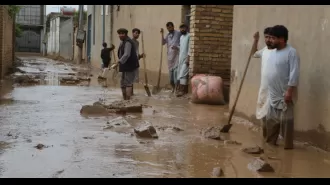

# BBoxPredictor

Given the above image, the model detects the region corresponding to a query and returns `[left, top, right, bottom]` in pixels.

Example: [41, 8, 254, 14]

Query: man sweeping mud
[131, 28, 145, 95]
[251, 27, 275, 139]
[161, 22, 181, 93]
[100, 42, 115, 68]
[264, 25, 300, 149]
[112, 28, 139, 100]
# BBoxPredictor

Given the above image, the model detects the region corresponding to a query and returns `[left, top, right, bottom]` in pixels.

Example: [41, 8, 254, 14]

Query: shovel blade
[144, 85, 151, 97]
[220, 124, 232, 133]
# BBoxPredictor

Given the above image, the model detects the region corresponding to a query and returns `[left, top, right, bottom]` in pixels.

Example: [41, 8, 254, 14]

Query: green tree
[7, 5, 23, 38]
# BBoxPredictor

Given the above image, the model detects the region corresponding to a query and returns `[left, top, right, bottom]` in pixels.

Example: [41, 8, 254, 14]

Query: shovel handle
[227, 45, 255, 125]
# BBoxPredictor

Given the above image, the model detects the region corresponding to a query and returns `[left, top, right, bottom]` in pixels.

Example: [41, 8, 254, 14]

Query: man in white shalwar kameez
[265, 25, 299, 150]
[161, 22, 181, 93]
[251, 27, 274, 139]
[176, 24, 190, 97]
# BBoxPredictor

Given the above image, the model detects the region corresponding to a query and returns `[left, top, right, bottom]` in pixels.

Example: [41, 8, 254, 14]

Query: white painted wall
[47, 17, 60, 55]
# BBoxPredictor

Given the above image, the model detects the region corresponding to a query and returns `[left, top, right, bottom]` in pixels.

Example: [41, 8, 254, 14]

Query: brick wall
[0, 5, 14, 79]
[189, 5, 233, 82]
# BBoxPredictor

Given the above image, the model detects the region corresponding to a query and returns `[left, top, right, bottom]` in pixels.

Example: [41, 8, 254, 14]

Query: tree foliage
[7, 5, 23, 38]
[7, 5, 21, 18]
[15, 23, 23, 38]
[73, 11, 87, 27]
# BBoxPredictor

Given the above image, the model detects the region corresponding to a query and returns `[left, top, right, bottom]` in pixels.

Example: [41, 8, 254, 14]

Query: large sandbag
[191, 75, 225, 105]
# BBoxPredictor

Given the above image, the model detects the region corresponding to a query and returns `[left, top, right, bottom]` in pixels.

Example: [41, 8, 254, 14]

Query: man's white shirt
[253, 46, 273, 119]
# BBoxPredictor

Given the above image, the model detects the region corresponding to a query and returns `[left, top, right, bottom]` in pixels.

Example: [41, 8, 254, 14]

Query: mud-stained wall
[59, 18, 74, 60]
[0, 5, 14, 78]
[230, 5, 330, 150]
[111, 5, 182, 86]
[87, 5, 182, 86]
[87, 5, 111, 67]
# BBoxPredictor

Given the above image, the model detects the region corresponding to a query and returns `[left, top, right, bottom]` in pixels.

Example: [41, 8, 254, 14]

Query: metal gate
[16, 28, 41, 53]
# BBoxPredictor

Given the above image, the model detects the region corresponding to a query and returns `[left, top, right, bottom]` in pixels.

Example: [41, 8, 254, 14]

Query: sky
[46, 5, 87, 15]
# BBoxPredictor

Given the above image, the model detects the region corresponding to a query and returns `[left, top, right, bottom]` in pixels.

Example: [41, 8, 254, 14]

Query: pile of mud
[80, 100, 143, 116]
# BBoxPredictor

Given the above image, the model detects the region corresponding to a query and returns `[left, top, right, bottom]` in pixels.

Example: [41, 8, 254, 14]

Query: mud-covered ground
[0, 55, 330, 178]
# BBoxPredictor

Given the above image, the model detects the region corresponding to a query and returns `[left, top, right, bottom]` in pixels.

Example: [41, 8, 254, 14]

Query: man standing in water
[131, 28, 145, 95]
[251, 27, 275, 140]
[265, 25, 299, 149]
[100, 42, 115, 68]
[161, 22, 181, 93]
[176, 24, 190, 97]
[112, 28, 139, 100]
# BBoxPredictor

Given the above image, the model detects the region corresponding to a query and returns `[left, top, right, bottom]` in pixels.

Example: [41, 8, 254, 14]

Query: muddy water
[0, 56, 330, 178]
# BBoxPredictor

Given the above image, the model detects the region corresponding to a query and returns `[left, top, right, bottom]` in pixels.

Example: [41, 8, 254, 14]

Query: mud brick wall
[0, 5, 14, 79]
[189, 5, 233, 82]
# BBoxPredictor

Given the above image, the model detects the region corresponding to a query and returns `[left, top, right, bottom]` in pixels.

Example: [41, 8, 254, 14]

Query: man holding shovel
[176, 23, 190, 97]
[251, 27, 275, 141]
[264, 25, 299, 150]
[131, 28, 145, 95]
[161, 22, 181, 93]
[112, 28, 139, 100]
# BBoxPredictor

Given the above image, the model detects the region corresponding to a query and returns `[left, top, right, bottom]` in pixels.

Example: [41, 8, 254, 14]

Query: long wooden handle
[227, 45, 255, 125]
[156, 33, 163, 89]
[111, 49, 118, 71]
[141, 32, 149, 85]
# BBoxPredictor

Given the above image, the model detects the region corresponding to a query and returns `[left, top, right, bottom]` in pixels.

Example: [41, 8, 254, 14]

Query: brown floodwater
[0, 55, 330, 178]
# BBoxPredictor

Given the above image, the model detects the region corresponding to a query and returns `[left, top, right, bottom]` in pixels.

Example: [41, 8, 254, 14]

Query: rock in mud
[80, 105, 109, 116]
[201, 127, 223, 140]
[105, 117, 130, 128]
[34, 143, 47, 150]
[13, 75, 39, 84]
[248, 157, 275, 173]
[242, 146, 264, 154]
[107, 100, 143, 113]
[173, 127, 184, 132]
[60, 77, 80, 84]
[212, 167, 224, 177]
[77, 77, 91, 81]
[93, 101, 107, 108]
[224, 140, 242, 145]
[155, 126, 184, 132]
[134, 124, 158, 139]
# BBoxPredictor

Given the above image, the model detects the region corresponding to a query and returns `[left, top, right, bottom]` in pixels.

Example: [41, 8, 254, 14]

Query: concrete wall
[230, 5, 330, 150]
[59, 18, 73, 60]
[0, 5, 14, 78]
[112, 5, 182, 85]
[47, 17, 59, 55]
[189, 5, 233, 82]
[87, 5, 182, 85]
[87, 5, 111, 67]
[47, 16, 72, 57]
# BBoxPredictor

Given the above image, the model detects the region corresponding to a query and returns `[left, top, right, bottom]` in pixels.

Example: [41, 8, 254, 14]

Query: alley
[0, 55, 330, 178]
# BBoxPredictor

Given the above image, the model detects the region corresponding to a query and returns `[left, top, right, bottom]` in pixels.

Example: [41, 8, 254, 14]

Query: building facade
[47, 15, 74, 60]
[15, 5, 46, 53]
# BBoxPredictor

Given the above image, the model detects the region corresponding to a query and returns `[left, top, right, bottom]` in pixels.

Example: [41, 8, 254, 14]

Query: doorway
[182, 5, 191, 32]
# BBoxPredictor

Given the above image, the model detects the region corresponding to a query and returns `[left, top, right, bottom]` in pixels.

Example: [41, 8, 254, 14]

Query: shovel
[220, 39, 256, 133]
[152, 31, 164, 94]
[111, 49, 119, 79]
[141, 32, 151, 97]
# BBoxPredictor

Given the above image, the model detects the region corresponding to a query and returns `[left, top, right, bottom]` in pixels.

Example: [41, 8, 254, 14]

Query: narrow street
[0, 55, 330, 178]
